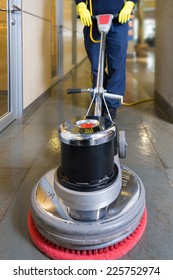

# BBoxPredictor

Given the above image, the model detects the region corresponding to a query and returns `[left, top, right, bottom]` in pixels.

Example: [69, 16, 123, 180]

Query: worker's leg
[105, 22, 128, 109]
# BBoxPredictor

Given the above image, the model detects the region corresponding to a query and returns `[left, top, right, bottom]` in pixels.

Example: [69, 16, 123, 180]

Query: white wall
[22, 0, 51, 20]
[22, 0, 51, 109]
[63, 0, 86, 72]
[63, 0, 73, 75]
[22, 0, 87, 110]
[76, 19, 86, 64]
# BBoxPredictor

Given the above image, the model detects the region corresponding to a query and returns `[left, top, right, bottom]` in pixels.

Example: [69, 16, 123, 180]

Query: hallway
[0, 51, 173, 260]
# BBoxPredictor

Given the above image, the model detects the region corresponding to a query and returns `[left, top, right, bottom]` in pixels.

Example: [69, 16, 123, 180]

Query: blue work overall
[84, 20, 128, 109]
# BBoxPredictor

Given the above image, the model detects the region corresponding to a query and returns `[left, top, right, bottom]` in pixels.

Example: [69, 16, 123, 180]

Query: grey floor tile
[0, 168, 29, 221]
[0, 146, 60, 259]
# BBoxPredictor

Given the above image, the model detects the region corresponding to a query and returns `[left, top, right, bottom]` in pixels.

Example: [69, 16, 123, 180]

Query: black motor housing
[59, 116, 117, 187]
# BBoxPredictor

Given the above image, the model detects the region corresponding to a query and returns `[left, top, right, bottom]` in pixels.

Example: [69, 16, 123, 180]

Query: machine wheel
[118, 130, 127, 158]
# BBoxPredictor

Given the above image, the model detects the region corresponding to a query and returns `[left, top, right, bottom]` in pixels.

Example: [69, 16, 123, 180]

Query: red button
[80, 123, 94, 128]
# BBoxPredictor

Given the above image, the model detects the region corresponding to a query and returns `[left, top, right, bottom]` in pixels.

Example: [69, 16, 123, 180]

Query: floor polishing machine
[28, 14, 147, 260]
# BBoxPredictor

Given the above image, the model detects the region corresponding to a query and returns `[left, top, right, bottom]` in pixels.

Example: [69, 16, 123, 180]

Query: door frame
[0, 0, 22, 132]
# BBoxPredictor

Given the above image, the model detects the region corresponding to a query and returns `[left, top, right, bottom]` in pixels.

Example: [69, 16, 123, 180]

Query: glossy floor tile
[0, 50, 173, 260]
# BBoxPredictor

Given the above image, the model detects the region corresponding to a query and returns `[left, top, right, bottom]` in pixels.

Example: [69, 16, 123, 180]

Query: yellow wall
[0, 0, 8, 91]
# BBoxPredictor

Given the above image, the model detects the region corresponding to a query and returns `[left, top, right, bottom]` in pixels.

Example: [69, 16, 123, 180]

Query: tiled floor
[0, 50, 173, 260]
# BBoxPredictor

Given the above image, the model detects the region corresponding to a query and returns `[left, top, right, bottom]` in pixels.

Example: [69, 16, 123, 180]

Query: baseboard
[155, 90, 173, 122]
[23, 88, 51, 119]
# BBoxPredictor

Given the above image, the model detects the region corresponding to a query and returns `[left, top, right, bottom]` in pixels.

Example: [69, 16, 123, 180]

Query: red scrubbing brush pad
[27, 208, 147, 260]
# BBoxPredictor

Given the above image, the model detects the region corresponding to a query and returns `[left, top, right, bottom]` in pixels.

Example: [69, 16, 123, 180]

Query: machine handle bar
[67, 87, 123, 102]
[91, 14, 119, 20]
[67, 88, 82, 94]
[77, 12, 135, 21]
[76, 14, 119, 20]
[67, 88, 93, 94]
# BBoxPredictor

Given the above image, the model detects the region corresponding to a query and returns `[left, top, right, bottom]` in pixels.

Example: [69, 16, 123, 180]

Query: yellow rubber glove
[119, 1, 135, 24]
[76, 2, 92, 26]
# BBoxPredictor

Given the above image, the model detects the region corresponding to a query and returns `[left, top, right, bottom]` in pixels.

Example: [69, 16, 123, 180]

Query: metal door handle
[0, 5, 22, 13]
[12, 5, 22, 12]
[0, 8, 8, 12]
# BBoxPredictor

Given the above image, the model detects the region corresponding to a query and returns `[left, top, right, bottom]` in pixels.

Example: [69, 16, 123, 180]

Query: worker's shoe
[102, 107, 117, 121]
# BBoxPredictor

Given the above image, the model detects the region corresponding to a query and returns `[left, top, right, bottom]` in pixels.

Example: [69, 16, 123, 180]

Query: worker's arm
[119, 1, 137, 24]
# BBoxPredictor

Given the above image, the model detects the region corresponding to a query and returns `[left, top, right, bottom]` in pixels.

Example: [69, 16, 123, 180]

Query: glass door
[0, 0, 22, 132]
[0, 1, 9, 122]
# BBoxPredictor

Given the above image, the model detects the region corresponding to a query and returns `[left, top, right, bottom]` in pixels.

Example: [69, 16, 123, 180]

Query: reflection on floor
[0, 50, 173, 260]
